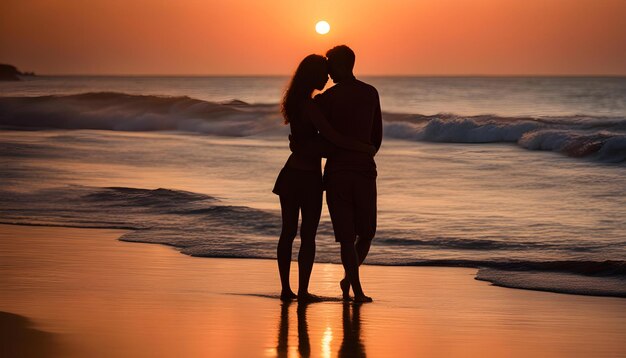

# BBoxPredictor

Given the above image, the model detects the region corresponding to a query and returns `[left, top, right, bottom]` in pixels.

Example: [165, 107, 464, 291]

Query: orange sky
[1, 0, 625, 75]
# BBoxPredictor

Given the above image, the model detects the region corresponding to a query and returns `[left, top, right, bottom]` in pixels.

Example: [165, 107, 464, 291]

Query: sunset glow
[0, 1, 625, 75]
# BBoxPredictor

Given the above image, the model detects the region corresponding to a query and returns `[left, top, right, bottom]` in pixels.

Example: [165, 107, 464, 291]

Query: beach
[3, 0, 626, 356]
[1, 75, 625, 357]
[1, 224, 624, 357]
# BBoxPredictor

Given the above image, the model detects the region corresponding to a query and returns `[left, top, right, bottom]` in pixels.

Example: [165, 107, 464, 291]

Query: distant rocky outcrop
[0, 64, 35, 81]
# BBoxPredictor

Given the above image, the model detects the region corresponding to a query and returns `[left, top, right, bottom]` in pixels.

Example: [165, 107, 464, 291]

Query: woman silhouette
[273, 54, 374, 301]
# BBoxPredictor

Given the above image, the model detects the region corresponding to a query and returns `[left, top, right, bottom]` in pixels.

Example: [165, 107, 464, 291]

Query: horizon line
[21, 73, 626, 78]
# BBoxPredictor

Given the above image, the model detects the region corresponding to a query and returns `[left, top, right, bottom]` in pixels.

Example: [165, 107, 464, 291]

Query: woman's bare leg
[278, 194, 299, 300]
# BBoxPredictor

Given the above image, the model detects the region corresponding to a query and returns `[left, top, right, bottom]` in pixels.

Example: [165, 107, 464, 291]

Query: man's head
[325, 45, 355, 83]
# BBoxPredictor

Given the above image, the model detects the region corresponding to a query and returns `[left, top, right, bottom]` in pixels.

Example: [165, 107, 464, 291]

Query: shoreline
[1, 224, 625, 357]
[1, 222, 624, 299]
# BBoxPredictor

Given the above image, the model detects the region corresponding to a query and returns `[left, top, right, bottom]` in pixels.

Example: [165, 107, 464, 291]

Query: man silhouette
[315, 45, 382, 302]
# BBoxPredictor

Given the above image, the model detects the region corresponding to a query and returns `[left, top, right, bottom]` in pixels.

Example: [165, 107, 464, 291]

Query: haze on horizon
[1, 0, 625, 76]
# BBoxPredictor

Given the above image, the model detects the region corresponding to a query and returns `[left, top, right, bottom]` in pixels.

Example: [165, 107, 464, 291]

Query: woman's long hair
[281, 54, 328, 124]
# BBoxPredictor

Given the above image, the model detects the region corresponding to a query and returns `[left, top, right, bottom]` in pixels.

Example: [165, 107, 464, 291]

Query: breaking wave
[0, 92, 283, 136]
[383, 113, 626, 163]
[1, 92, 625, 162]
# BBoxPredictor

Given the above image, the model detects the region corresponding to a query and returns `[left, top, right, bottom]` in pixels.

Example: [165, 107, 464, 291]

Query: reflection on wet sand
[276, 302, 289, 357]
[3, 226, 624, 357]
[339, 302, 366, 358]
[277, 301, 312, 358]
[297, 303, 311, 358]
[276, 301, 366, 358]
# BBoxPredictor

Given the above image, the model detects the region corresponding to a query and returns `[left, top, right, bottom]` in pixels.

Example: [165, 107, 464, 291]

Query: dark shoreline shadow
[0, 311, 61, 358]
[226, 292, 344, 302]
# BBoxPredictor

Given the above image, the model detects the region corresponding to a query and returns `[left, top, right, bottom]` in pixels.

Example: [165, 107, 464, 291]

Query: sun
[315, 21, 330, 35]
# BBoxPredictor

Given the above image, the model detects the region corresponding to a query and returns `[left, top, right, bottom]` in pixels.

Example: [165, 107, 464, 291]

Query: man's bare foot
[353, 294, 373, 303]
[280, 290, 297, 301]
[297, 292, 323, 303]
[340, 278, 351, 300]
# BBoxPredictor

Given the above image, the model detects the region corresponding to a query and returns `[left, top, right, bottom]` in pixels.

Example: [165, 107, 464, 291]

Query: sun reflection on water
[321, 325, 333, 358]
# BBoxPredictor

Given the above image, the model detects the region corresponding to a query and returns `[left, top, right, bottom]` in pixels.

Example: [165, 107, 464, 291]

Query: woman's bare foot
[340, 278, 351, 300]
[280, 290, 297, 301]
[353, 294, 373, 303]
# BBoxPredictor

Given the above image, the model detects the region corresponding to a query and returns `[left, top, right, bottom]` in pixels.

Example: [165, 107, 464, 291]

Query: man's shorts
[324, 170, 377, 243]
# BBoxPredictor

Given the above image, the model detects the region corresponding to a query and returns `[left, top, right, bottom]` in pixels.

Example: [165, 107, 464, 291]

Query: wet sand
[0, 224, 624, 357]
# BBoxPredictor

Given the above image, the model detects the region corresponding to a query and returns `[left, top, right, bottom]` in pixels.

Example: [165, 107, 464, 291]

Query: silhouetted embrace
[273, 51, 375, 301]
[274, 45, 382, 302]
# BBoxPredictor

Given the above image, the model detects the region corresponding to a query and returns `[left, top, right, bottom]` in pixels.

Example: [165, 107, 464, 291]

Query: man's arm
[305, 101, 376, 155]
[371, 92, 383, 154]
[289, 134, 336, 158]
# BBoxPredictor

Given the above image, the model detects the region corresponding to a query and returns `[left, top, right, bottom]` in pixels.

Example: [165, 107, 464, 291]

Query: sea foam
[0, 184, 624, 297]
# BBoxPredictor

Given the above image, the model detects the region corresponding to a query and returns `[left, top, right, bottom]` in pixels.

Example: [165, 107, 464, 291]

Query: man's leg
[355, 173, 377, 263]
[355, 237, 372, 265]
[326, 172, 372, 302]
[342, 173, 377, 299]
[340, 237, 370, 299]
[340, 240, 370, 301]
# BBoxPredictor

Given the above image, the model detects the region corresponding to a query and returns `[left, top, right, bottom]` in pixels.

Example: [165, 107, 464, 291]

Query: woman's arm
[304, 101, 376, 155]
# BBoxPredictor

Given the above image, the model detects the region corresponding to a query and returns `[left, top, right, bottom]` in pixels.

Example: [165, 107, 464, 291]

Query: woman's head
[281, 54, 328, 124]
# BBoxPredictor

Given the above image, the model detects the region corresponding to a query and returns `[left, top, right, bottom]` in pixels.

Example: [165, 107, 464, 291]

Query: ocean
[0, 76, 625, 297]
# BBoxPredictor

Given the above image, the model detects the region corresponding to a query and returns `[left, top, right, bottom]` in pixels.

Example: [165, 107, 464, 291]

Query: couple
[273, 45, 382, 303]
